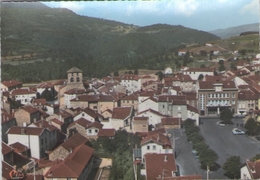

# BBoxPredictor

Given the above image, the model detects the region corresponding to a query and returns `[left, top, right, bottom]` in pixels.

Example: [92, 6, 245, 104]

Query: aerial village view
[1, 1, 260, 180]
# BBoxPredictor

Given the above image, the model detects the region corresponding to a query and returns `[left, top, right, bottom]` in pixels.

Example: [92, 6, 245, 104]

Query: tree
[200, 64, 206, 68]
[220, 108, 233, 124]
[230, 62, 237, 71]
[223, 156, 241, 179]
[218, 60, 224, 65]
[198, 74, 204, 80]
[113, 71, 119, 77]
[250, 154, 260, 161]
[134, 69, 138, 75]
[128, 70, 133, 74]
[245, 118, 260, 136]
[155, 71, 165, 81]
[218, 64, 226, 72]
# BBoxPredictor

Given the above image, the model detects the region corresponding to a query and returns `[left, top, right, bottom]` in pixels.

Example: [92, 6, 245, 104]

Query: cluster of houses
[1, 58, 260, 179]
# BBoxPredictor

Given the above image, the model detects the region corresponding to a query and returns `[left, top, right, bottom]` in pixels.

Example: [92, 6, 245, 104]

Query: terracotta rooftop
[182, 92, 197, 100]
[59, 133, 89, 152]
[1, 79, 22, 88]
[32, 98, 47, 105]
[37, 82, 53, 88]
[64, 88, 87, 95]
[158, 95, 187, 102]
[199, 80, 237, 89]
[161, 117, 181, 126]
[9, 142, 29, 153]
[134, 116, 149, 121]
[121, 93, 138, 100]
[1, 110, 15, 124]
[21, 105, 39, 114]
[2, 142, 12, 155]
[34, 119, 57, 131]
[82, 107, 104, 119]
[85, 121, 103, 129]
[11, 88, 36, 96]
[238, 90, 259, 100]
[187, 104, 199, 113]
[51, 118, 64, 125]
[98, 128, 116, 137]
[68, 118, 92, 129]
[112, 107, 132, 119]
[2, 161, 14, 180]
[145, 153, 177, 180]
[45, 144, 94, 178]
[7, 126, 45, 136]
[246, 159, 260, 179]
[138, 108, 168, 118]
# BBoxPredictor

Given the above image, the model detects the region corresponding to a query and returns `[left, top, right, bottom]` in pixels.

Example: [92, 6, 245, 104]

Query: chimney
[21, 128, 25, 134]
[69, 148, 72, 154]
[164, 155, 168, 162]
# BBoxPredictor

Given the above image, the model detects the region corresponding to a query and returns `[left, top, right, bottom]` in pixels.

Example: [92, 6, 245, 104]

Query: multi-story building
[197, 80, 238, 116]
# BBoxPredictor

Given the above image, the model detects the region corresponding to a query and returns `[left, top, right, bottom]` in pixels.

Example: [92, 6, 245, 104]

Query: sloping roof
[64, 88, 87, 95]
[1, 79, 22, 88]
[161, 117, 180, 125]
[2, 142, 12, 155]
[199, 80, 237, 89]
[7, 126, 45, 136]
[32, 99, 47, 105]
[187, 104, 199, 113]
[1, 111, 15, 124]
[246, 159, 260, 179]
[141, 131, 171, 147]
[21, 105, 39, 114]
[60, 133, 89, 152]
[158, 95, 187, 102]
[138, 109, 168, 118]
[238, 90, 259, 100]
[97, 128, 116, 137]
[112, 107, 132, 119]
[67, 67, 83, 73]
[11, 88, 36, 96]
[86, 121, 103, 129]
[9, 142, 29, 153]
[37, 82, 53, 88]
[68, 118, 92, 129]
[121, 93, 138, 100]
[145, 153, 177, 180]
[2, 161, 14, 180]
[34, 120, 58, 131]
[45, 144, 94, 178]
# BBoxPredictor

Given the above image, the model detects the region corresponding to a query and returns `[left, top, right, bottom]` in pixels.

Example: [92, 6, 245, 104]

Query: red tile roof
[238, 90, 259, 100]
[11, 88, 36, 96]
[199, 80, 237, 89]
[134, 117, 149, 121]
[2, 142, 12, 155]
[112, 107, 132, 119]
[2, 161, 14, 180]
[187, 104, 199, 113]
[145, 153, 177, 180]
[158, 95, 187, 102]
[246, 159, 260, 179]
[82, 107, 104, 119]
[64, 88, 87, 95]
[138, 109, 168, 118]
[45, 144, 94, 178]
[7, 126, 45, 136]
[21, 105, 39, 114]
[182, 92, 197, 101]
[59, 133, 89, 152]
[161, 117, 181, 125]
[121, 93, 138, 100]
[9, 142, 29, 153]
[1, 111, 15, 124]
[34, 120, 58, 131]
[51, 118, 64, 125]
[37, 82, 53, 88]
[1, 79, 22, 88]
[98, 128, 116, 137]
[68, 118, 92, 129]
[86, 121, 103, 129]
[141, 130, 171, 148]
[32, 98, 47, 105]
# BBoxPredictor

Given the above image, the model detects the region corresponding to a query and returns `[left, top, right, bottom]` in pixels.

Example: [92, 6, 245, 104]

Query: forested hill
[2, 2, 220, 82]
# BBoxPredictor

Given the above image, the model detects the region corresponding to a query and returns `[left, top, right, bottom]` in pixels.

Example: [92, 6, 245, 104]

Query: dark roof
[67, 67, 83, 73]
[34, 120, 58, 131]
[11, 88, 36, 96]
[2, 161, 14, 180]
[112, 107, 132, 119]
[246, 159, 260, 179]
[9, 142, 29, 153]
[2, 142, 12, 155]
[7, 126, 45, 136]
[187, 104, 199, 113]
[21, 105, 39, 114]
[199, 80, 237, 89]
[1, 111, 15, 124]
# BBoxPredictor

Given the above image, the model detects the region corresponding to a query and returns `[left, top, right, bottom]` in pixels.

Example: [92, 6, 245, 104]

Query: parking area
[168, 117, 260, 179]
[199, 117, 260, 179]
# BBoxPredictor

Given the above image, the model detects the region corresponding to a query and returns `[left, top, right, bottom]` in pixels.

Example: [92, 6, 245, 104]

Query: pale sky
[42, 0, 259, 31]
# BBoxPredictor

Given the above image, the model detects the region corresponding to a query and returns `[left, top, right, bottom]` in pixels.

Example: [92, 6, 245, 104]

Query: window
[232, 93, 235, 98]
[70, 77, 74, 82]
[41, 139, 44, 145]
[95, 129, 98, 133]
[162, 105, 165, 108]
[88, 129, 92, 134]
[147, 146, 150, 150]
[153, 145, 156, 150]
[76, 77, 80, 82]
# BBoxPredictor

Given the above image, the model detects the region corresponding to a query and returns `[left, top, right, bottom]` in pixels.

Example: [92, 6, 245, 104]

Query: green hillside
[1, 2, 220, 82]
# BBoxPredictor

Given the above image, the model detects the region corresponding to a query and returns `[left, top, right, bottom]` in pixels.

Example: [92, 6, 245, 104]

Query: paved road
[167, 117, 260, 179]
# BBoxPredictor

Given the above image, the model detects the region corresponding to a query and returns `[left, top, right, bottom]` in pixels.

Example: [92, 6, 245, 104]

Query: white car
[232, 128, 245, 135]
[217, 121, 226, 126]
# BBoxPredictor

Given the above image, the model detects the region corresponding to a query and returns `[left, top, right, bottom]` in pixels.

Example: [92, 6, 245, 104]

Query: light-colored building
[7, 126, 57, 159]
[1, 80, 22, 91]
[10, 88, 36, 105]
[132, 116, 148, 133]
[138, 96, 158, 113]
[110, 106, 133, 130]
[120, 74, 142, 94]
[183, 67, 215, 80]
[137, 109, 168, 128]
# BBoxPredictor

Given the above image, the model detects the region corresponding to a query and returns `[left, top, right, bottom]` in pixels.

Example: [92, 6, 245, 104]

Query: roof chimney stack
[164, 155, 168, 162]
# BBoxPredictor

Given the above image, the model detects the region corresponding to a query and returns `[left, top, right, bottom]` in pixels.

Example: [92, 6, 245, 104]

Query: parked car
[232, 128, 245, 135]
[217, 121, 226, 126]
[192, 150, 199, 159]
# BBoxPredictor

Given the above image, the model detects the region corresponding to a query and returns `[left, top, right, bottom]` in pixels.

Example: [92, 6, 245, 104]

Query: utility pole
[206, 165, 209, 180]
